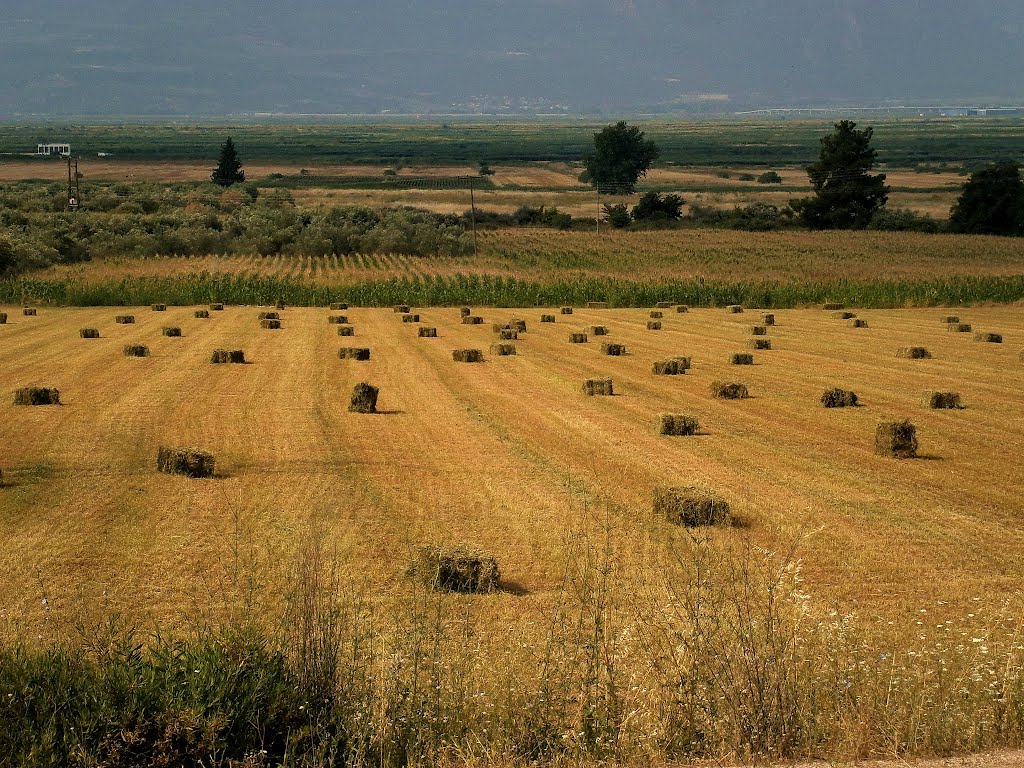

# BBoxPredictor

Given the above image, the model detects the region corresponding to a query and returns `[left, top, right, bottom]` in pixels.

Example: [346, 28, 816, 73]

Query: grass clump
[583, 378, 613, 396]
[821, 388, 858, 408]
[210, 350, 246, 364]
[156, 446, 216, 478]
[897, 346, 931, 359]
[875, 420, 918, 458]
[711, 381, 749, 399]
[411, 545, 500, 593]
[924, 391, 963, 409]
[652, 357, 690, 375]
[660, 414, 699, 436]
[13, 387, 60, 405]
[338, 347, 370, 360]
[348, 382, 379, 413]
[653, 485, 731, 527]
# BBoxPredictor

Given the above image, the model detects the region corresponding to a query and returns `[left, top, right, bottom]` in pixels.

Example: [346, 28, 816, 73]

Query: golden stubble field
[1, 304, 1022, 640]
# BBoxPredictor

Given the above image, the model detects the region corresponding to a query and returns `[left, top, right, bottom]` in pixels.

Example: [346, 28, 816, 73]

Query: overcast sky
[2, 0, 1023, 116]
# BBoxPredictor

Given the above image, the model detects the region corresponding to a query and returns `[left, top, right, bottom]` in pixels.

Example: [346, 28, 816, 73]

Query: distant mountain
[2, 0, 1023, 116]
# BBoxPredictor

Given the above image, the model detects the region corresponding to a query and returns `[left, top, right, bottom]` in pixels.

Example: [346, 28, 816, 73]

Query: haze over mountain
[2, 0, 1023, 117]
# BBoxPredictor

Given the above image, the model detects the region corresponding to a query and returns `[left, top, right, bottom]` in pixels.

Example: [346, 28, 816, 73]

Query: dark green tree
[791, 121, 888, 229]
[211, 137, 245, 187]
[948, 162, 1024, 236]
[583, 121, 659, 194]
[631, 191, 684, 222]
[602, 202, 631, 228]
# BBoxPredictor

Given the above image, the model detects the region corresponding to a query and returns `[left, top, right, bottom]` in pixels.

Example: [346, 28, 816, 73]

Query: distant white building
[37, 143, 71, 156]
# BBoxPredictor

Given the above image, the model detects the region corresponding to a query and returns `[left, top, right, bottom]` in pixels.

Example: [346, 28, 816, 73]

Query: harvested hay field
[0, 304, 1022, 646]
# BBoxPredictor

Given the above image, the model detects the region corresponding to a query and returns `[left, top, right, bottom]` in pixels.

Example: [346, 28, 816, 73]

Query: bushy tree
[631, 191, 684, 222]
[211, 138, 245, 187]
[757, 171, 783, 184]
[791, 120, 888, 229]
[583, 122, 659, 194]
[948, 162, 1024, 236]
[602, 203, 631, 228]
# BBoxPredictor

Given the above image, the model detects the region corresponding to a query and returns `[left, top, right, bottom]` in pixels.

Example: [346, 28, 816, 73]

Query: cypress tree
[211, 137, 245, 186]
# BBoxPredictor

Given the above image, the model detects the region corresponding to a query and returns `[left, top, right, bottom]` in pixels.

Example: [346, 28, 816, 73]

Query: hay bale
[257, 311, 279, 320]
[589, 325, 608, 336]
[940, 315, 960, 324]
[157, 446, 216, 478]
[328, 315, 349, 324]
[602, 342, 627, 356]
[649, 310, 664, 319]
[749, 338, 772, 350]
[418, 327, 438, 338]
[974, 332, 1003, 343]
[660, 414, 699, 436]
[924, 391, 963, 409]
[275, 301, 286, 310]
[210, 303, 225, 311]
[897, 347, 932, 359]
[751, 325, 767, 335]
[821, 388, 858, 408]
[394, 304, 411, 313]
[652, 357, 690, 375]
[875, 420, 918, 458]
[499, 329, 518, 340]
[582, 378, 613, 396]
[490, 343, 517, 356]
[412, 545, 500, 593]
[947, 323, 972, 333]
[460, 306, 472, 317]
[560, 307, 574, 315]
[653, 486, 730, 527]
[587, 301, 609, 309]
[329, 302, 348, 310]
[832, 311, 857, 319]
[711, 381, 749, 399]
[123, 344, 150, 357]
[462, 316, 483, 325]
[453, 349, 483, 362]
[338, 347, 371, 360]
[568, 333, 588, 343]
[730, 352, 754, 365]
[822, 303, 844, 311]
[348, 382, 379, 413]
[726, 305, 743, 313]
[655, 301, 672, 309]
[761, 313, 775, 326]
[337, 326, 355, 337]
[194, 310, 210, 319]
[540, 314, 556, 323]
[162, 327, 182, 337]
[152, 304, 166, 312]
[23, 307, 37, 316]
[0, 312, 6, 324]
[492, 322, 510, 333]
[647, 321, 662, 330]
[115, 315, 135, 324]
[79, 328, 100, 339]
[676, 305, 689, 313]
[13, 387, 60, 406]
[260, 319, 282, 329]
[401, 313, 420, 323]
[211, 349, 246, 364]
[511, 319, 527, 332]
[850, 319, 869, 328]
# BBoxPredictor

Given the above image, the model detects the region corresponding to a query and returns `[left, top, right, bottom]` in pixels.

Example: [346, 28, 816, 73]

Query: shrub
[756, 171, 783, 184]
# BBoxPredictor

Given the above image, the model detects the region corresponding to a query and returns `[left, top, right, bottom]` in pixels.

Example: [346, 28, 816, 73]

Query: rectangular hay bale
[79, 328, 100, 339]
[660, 414, 699, 436]
[652, 357, 690, 375]
[452, 349, 483, 362]
[348, 382, 379, 413]
[897, 347, 931, 359]
[875, 420, 918, 458]
[328, 315, 349, 324]
[418, 327, 438, 337]
[647, 321, 662, 330]
[601, 342, 627, 356]
[711, 381, 749, 399]
[194, 310, 210, 318]
[582, 378, 613, 396]
[489, 343, 517, 356]
[560, 307, 574, 315]
[462, 316, 484, 325]
[157, 446, 215, 478]
[568, 333, 588, 343]
[924, 391, 962, 409]
[821, 388, 858, 408]
[653, 486, 730, 527]
[260, 319, 282, 329]
[730, 352, 754, 365]
[13, 387, 60, 406]
[974, 332, 1002, 343]
[115, 315, 135, 324]
[338, 347, 371, 360]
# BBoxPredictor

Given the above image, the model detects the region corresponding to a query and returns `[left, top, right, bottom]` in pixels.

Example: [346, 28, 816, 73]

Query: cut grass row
[6, 272, 1024, 308]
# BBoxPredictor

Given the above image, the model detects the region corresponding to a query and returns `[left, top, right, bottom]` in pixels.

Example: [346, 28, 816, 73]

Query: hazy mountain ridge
[2, 0, 1023, 116]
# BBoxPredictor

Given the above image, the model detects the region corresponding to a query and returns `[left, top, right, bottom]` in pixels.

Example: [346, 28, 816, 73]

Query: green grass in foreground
[6, 272, 1024, 308]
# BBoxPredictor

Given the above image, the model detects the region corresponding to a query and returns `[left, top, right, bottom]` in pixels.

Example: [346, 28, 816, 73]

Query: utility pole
[66, 156, 80, 211]
[596, 185, 600, 234]
[468, 175, 478, 256]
